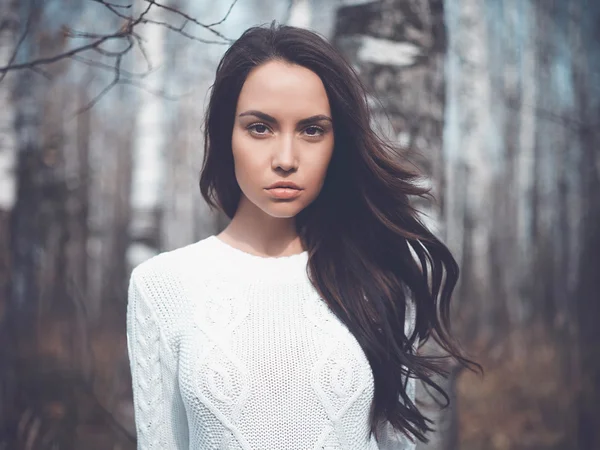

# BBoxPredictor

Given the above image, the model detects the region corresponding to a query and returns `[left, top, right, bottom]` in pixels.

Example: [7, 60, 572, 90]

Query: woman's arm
[127, 269, 189, 449]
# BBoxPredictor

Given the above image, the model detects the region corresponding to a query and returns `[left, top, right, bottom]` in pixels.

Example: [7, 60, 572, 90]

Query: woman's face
[231, 59, 335, 219]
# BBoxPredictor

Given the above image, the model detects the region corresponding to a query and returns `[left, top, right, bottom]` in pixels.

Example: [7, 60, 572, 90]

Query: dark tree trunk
[574, 2, 600, 446]
[332, 1, 457, 448]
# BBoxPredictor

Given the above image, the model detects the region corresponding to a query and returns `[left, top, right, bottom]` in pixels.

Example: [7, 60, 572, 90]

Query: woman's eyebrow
[238, 110, 332, 127]
[297, 114, 332, 127]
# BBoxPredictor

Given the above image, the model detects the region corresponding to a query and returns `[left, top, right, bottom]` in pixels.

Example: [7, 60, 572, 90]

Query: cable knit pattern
[126, 235, 418, 449]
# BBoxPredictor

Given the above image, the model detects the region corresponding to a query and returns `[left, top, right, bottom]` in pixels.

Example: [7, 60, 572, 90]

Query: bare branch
[0, 1, 140, 74]
[68, 35, 189, 119]
[0, 32, 128, 73]
[91, 0, 134, 22]
[206, 0, 240, 27]
[0, 0, 36, 83]
[28, 66, 53, 80]
[136, 0, 154, 22]
[70, 53, 158, 79]
[131, 32, 153, 72]
[90, 0, 132, 9]
[2, 0, 239, 115]
[142, 0, 234, 42]
[140, 18, 230, 45]
[61, 26, 109, 40]
[68, 74, 189, 119]
[1, 0, 237, 79]
[70, 54, 124, 117]
[91, 34, 135, 57]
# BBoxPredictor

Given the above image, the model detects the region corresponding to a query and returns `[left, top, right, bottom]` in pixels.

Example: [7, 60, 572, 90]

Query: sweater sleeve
[126, 269, 189, 449]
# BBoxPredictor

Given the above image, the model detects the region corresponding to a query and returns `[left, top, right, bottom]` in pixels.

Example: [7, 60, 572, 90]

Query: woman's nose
[272, 134, 297, 170]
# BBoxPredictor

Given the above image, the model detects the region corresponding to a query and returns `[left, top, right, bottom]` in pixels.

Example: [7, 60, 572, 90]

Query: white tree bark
[0, 0, 19, 433]
[443, 0, 498, 342]
[0, 0, 18, 212]
[127, 0, 170, 268]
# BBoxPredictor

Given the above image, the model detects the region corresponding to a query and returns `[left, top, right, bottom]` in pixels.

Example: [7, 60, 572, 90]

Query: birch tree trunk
[0, 0, 19, 438]
[159, 0, 224, 250]
[126, 0, 169, 270]
[332, 1, 456, 448]
[0, 0, 17, 213]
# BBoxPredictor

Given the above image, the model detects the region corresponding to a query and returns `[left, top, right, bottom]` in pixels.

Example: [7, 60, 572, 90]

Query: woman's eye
[304, 126, 324, 137]
[248, 123, 270, 135]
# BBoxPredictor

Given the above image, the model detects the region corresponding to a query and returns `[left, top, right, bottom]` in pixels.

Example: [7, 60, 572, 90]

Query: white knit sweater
[126, 235, 418, 449]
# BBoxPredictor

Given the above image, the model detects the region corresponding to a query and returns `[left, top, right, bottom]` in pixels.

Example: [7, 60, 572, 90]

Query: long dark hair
[199, 21, 481, 443]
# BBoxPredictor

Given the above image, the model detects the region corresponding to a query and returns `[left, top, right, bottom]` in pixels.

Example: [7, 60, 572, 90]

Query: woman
[127, 21, 480, 449]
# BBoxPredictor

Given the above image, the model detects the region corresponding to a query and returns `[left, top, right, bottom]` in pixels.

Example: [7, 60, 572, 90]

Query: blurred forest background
[0, 0, 599, 449]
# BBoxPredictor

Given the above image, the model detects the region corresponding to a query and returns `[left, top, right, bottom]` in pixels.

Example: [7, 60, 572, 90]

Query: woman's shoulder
[132, 236, 213, 278]
[130, 236, 217, 298]
[128, 237, 216, 332]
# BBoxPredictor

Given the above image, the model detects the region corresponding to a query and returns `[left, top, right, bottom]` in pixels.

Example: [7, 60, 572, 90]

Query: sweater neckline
[206, 235, 310, 282]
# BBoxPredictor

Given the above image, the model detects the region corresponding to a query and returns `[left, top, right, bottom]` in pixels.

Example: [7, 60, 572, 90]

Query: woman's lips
[265, 187, 303, 199]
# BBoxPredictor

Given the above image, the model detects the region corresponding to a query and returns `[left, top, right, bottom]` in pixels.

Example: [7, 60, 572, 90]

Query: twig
[28, 66, 52, 80]
[142, 0, 233, 42]
[0, 0, 35, 82]
[68, 51, 190, 119]
[91, 35, 134, 57]
[0, 32, 126, 73]
[69, 54, 158, 79]
[132, 32, 152, 72]
[92, 0, 134, 21]
[0, 1, 148, 74]
[1, 0, 238, 115]
[0, 0, 236, 77]
[70, 54, 124, 116]
[139, 18, 230, 45]
[90, 0, 132, 9]
[206, 0, 240, 27]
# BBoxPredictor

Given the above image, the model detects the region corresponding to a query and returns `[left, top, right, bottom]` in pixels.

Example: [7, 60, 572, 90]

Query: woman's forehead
[236, 60, 331, 116]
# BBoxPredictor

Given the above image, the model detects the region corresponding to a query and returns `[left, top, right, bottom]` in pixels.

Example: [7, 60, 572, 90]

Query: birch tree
[0, 1, 237, 447]
[0, 0, 19, 437]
